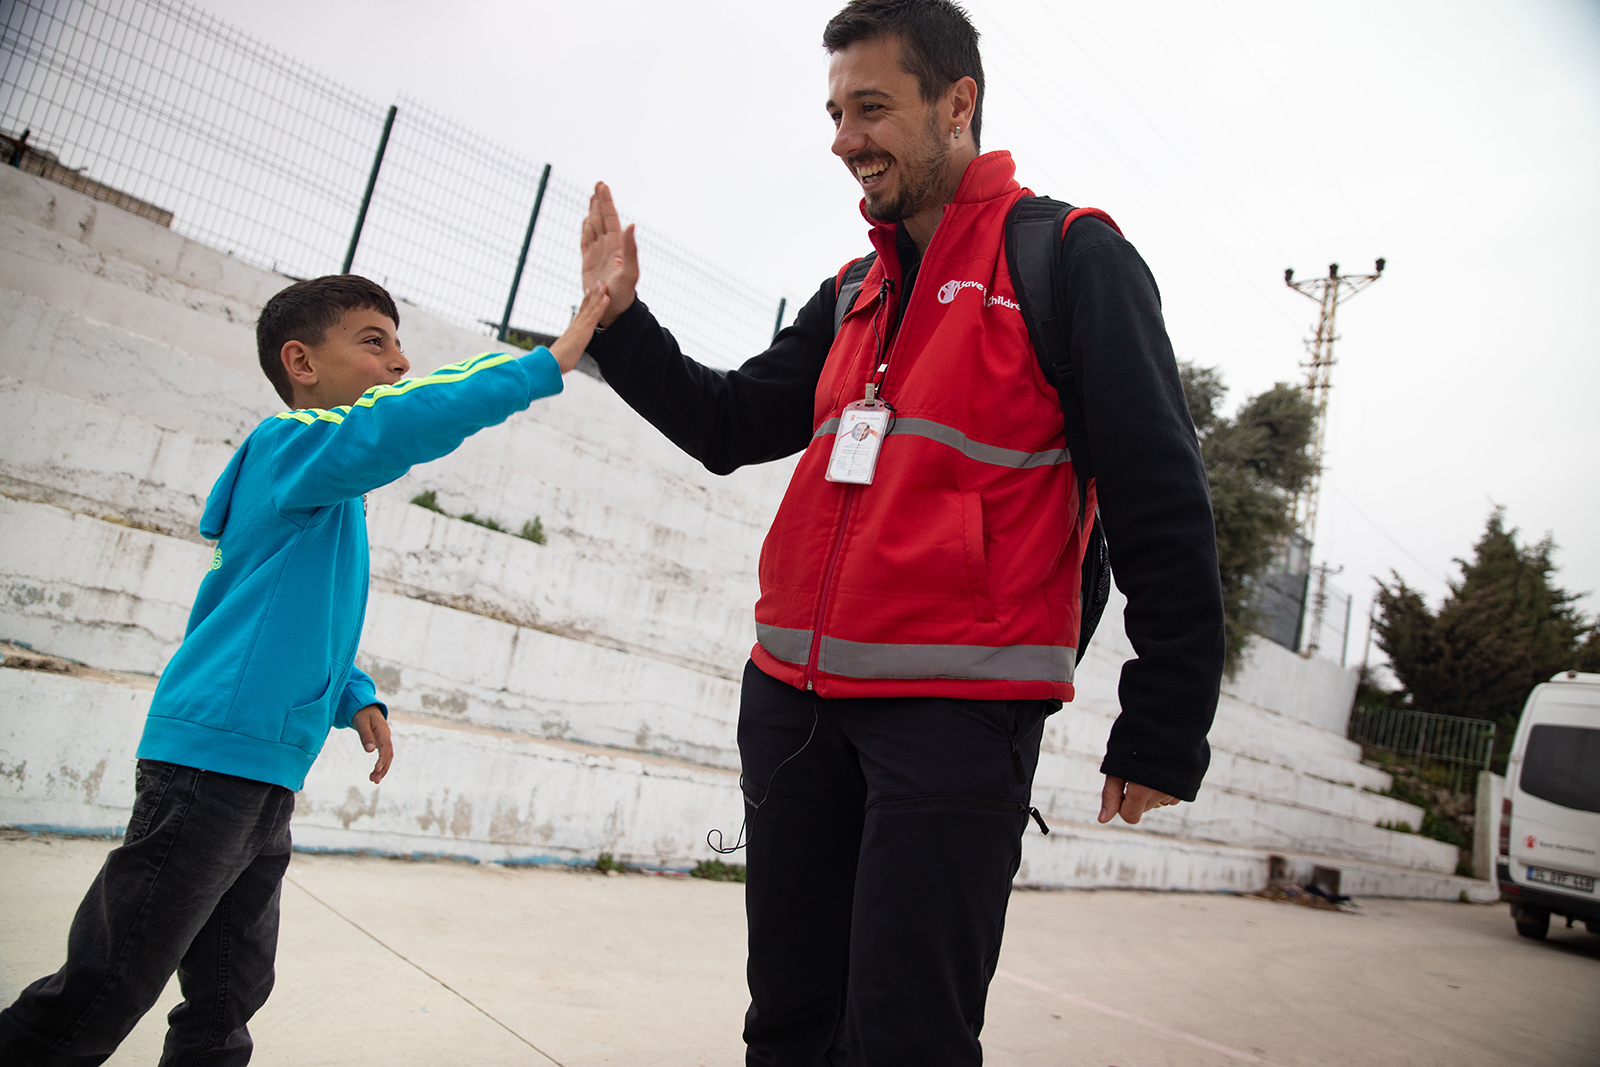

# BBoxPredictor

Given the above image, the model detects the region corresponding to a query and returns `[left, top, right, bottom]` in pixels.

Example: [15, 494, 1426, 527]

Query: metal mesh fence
[1348, 705, 1497, 794]
[0, 0, 784, 367]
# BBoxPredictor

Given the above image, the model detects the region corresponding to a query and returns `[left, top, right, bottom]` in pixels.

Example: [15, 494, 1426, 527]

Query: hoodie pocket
[278, 670, 336, 755]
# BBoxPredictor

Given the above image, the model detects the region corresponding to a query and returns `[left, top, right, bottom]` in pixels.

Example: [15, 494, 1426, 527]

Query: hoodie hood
[199, 432, 253, 540]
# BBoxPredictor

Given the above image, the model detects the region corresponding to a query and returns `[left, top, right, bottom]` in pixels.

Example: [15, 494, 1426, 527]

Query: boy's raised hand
[549, 281, 610, 374]
[353, 704, 393, 784]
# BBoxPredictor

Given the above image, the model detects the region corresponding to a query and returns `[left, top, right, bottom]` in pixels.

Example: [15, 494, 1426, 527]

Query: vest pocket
[961, 492, 997, 622]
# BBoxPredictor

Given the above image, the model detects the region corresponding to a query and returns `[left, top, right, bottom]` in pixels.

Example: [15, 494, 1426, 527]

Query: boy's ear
[281, 340, 317, 388]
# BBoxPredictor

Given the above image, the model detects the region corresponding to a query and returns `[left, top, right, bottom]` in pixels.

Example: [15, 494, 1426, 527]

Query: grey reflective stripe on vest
[756, 623, 1075, 684]
[891, 418, 1069, 469]
[755, 623, 813, 666]
[811, 416, 1069, 470]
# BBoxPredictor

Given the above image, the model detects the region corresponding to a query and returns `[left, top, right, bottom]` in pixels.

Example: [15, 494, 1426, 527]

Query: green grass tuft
[689, 859, 746, 883]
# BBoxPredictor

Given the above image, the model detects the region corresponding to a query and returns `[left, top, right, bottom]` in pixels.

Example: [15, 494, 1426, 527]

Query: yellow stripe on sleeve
[273, 408, 346, 425]
[351, 352, 517, 409]
[271, 352, 515, 424]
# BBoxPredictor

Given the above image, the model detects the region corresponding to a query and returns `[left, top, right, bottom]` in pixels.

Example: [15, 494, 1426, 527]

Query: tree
[1179, 364, 1317, 675]
[1373, 508, 1598, 762]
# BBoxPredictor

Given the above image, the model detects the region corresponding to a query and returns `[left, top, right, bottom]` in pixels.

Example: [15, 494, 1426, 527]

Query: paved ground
[2, 833, 1596, 1066]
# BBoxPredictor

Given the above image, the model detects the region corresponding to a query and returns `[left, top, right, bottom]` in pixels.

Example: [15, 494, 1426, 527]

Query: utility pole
[1283, 259, 1384, 551]
[1305, 561, 1344, 659]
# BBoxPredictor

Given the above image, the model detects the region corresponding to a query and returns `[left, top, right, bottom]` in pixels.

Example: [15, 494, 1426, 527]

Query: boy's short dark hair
[823, 0, 985, 150]
[256, 275, 400, 407]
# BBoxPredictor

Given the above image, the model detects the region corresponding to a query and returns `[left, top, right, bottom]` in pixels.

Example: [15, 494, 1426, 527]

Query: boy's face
[282, 307, 409, 409]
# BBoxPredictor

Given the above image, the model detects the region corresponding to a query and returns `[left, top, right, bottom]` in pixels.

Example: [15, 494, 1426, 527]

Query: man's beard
[862, 114, 951, 223]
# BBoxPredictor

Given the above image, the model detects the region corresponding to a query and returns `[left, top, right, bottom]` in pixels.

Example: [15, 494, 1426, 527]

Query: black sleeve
[584, 276, 840, 475]
[1062, 219, 1226, 802]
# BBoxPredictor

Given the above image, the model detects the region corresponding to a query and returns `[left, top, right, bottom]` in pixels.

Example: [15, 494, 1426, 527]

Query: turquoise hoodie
[137, 349, 563, 790]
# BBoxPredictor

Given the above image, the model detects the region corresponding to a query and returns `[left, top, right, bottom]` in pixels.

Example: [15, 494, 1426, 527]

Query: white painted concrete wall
[0, 164, 1470, 896]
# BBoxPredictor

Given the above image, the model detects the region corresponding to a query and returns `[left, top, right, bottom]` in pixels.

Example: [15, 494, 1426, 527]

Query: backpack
[830, 197, 1111, 663]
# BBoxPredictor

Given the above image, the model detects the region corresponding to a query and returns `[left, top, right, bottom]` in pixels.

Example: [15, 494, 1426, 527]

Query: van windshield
[1521, 724, 1600, 814]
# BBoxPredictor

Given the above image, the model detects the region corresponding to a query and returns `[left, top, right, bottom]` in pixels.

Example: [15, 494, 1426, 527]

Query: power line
[1202, 0, 1380, 249]
[979, 22, 1303, 331]
[1122, 0, 1330, 251]
[1027, 0, 1313, 273]
[1327, 482, 1449, 587]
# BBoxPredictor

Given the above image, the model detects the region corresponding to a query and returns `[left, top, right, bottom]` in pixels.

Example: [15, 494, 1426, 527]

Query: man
[581, 1, 1223, 1061]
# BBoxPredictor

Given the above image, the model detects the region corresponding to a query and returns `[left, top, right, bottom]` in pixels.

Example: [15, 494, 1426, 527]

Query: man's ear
[281, 340, 317, 388]
[948, 75, 977, 129]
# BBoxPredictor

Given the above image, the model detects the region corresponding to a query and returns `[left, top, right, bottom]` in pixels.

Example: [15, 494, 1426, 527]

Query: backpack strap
[1006, 196, 1121, 664]
[832, 252, 879, 336]
[1005, 197, 1120, 491]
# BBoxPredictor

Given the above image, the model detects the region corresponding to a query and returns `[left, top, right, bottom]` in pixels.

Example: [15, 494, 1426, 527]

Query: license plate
[1526, 866, 1596, 893]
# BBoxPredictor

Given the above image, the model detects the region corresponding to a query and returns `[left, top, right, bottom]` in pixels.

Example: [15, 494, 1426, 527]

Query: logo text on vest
[937, 279, 1020, 311]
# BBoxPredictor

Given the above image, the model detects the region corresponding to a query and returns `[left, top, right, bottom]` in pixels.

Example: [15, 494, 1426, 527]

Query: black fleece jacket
[587, 215, 1224, 802]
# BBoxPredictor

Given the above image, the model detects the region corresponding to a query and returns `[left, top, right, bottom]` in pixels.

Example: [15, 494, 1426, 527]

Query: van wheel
[1513, 904, 1550, 940]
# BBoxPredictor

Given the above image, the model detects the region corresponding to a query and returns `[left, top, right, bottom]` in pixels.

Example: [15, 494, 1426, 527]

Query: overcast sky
[201, 0, 1600, 668]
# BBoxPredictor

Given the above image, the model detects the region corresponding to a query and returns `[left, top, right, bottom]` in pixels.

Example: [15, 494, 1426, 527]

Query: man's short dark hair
[823, 0, 985, 150]
[256, 275, 399, 406]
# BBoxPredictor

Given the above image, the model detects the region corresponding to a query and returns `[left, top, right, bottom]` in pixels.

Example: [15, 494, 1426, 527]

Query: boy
[0, 274, 609, 1065]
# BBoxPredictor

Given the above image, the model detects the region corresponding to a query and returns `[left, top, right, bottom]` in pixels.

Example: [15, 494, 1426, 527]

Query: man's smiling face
[827, 35, 951, 224]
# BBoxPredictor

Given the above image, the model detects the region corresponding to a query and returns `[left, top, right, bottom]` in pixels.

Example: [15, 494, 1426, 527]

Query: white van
[1498, 670, 1600, 939]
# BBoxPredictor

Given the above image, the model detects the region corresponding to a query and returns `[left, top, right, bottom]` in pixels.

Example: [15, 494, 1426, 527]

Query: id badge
[826, 400, 893, 485]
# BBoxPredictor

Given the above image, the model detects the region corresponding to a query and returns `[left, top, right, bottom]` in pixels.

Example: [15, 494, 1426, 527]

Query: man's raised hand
[1097, 775, 1180, 825]
[549, 281, 610, 373]
[581, 181, 638, 327]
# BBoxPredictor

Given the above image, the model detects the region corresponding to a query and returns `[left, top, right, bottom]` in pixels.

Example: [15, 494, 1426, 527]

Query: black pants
[0, 760, 295, 1067]
[737, 661, 1051, 1066]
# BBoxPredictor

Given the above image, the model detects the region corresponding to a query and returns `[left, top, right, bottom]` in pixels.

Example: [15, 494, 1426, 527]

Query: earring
[954, 126, 962, 137]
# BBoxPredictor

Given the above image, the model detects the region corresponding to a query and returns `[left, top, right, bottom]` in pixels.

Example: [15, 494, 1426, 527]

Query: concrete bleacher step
[1016, 818, 1496, 901]
[0, 289, 785, 677]
[0, 250, 791, 568]
[1, 664, 1487, 900]
[0, 497, 746, 767]
[0, 378, 767, 678]
[0, 666, 742, 867]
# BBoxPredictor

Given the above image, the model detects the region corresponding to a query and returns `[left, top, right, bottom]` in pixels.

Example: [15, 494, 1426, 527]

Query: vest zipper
[805, 277, 899, 691]
[805, 483, 857, 689]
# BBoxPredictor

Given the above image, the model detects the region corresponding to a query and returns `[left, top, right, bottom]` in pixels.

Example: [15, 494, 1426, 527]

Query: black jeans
[0, 760, 296, 1067]
[737, 661, 1051, 1067]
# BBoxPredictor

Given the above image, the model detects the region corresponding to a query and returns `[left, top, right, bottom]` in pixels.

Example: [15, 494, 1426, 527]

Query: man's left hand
[1097, 775, 1179, 825]
[353, 704, 393, 785]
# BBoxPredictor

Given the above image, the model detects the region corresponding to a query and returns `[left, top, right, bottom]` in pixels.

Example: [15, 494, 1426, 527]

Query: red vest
[751, 152, 1094, 701]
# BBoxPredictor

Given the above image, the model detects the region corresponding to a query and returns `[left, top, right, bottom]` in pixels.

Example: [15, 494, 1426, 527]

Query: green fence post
[772, 297, 787, 342]
[499, 164, 552, 343]
[343, 104, 397, 274]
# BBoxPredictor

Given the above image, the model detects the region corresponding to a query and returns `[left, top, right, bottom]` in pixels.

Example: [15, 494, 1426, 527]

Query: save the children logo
[938, 279, 982, 303]
[1525, 835, 1538, 849]
[937, 279, 1021, 311]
